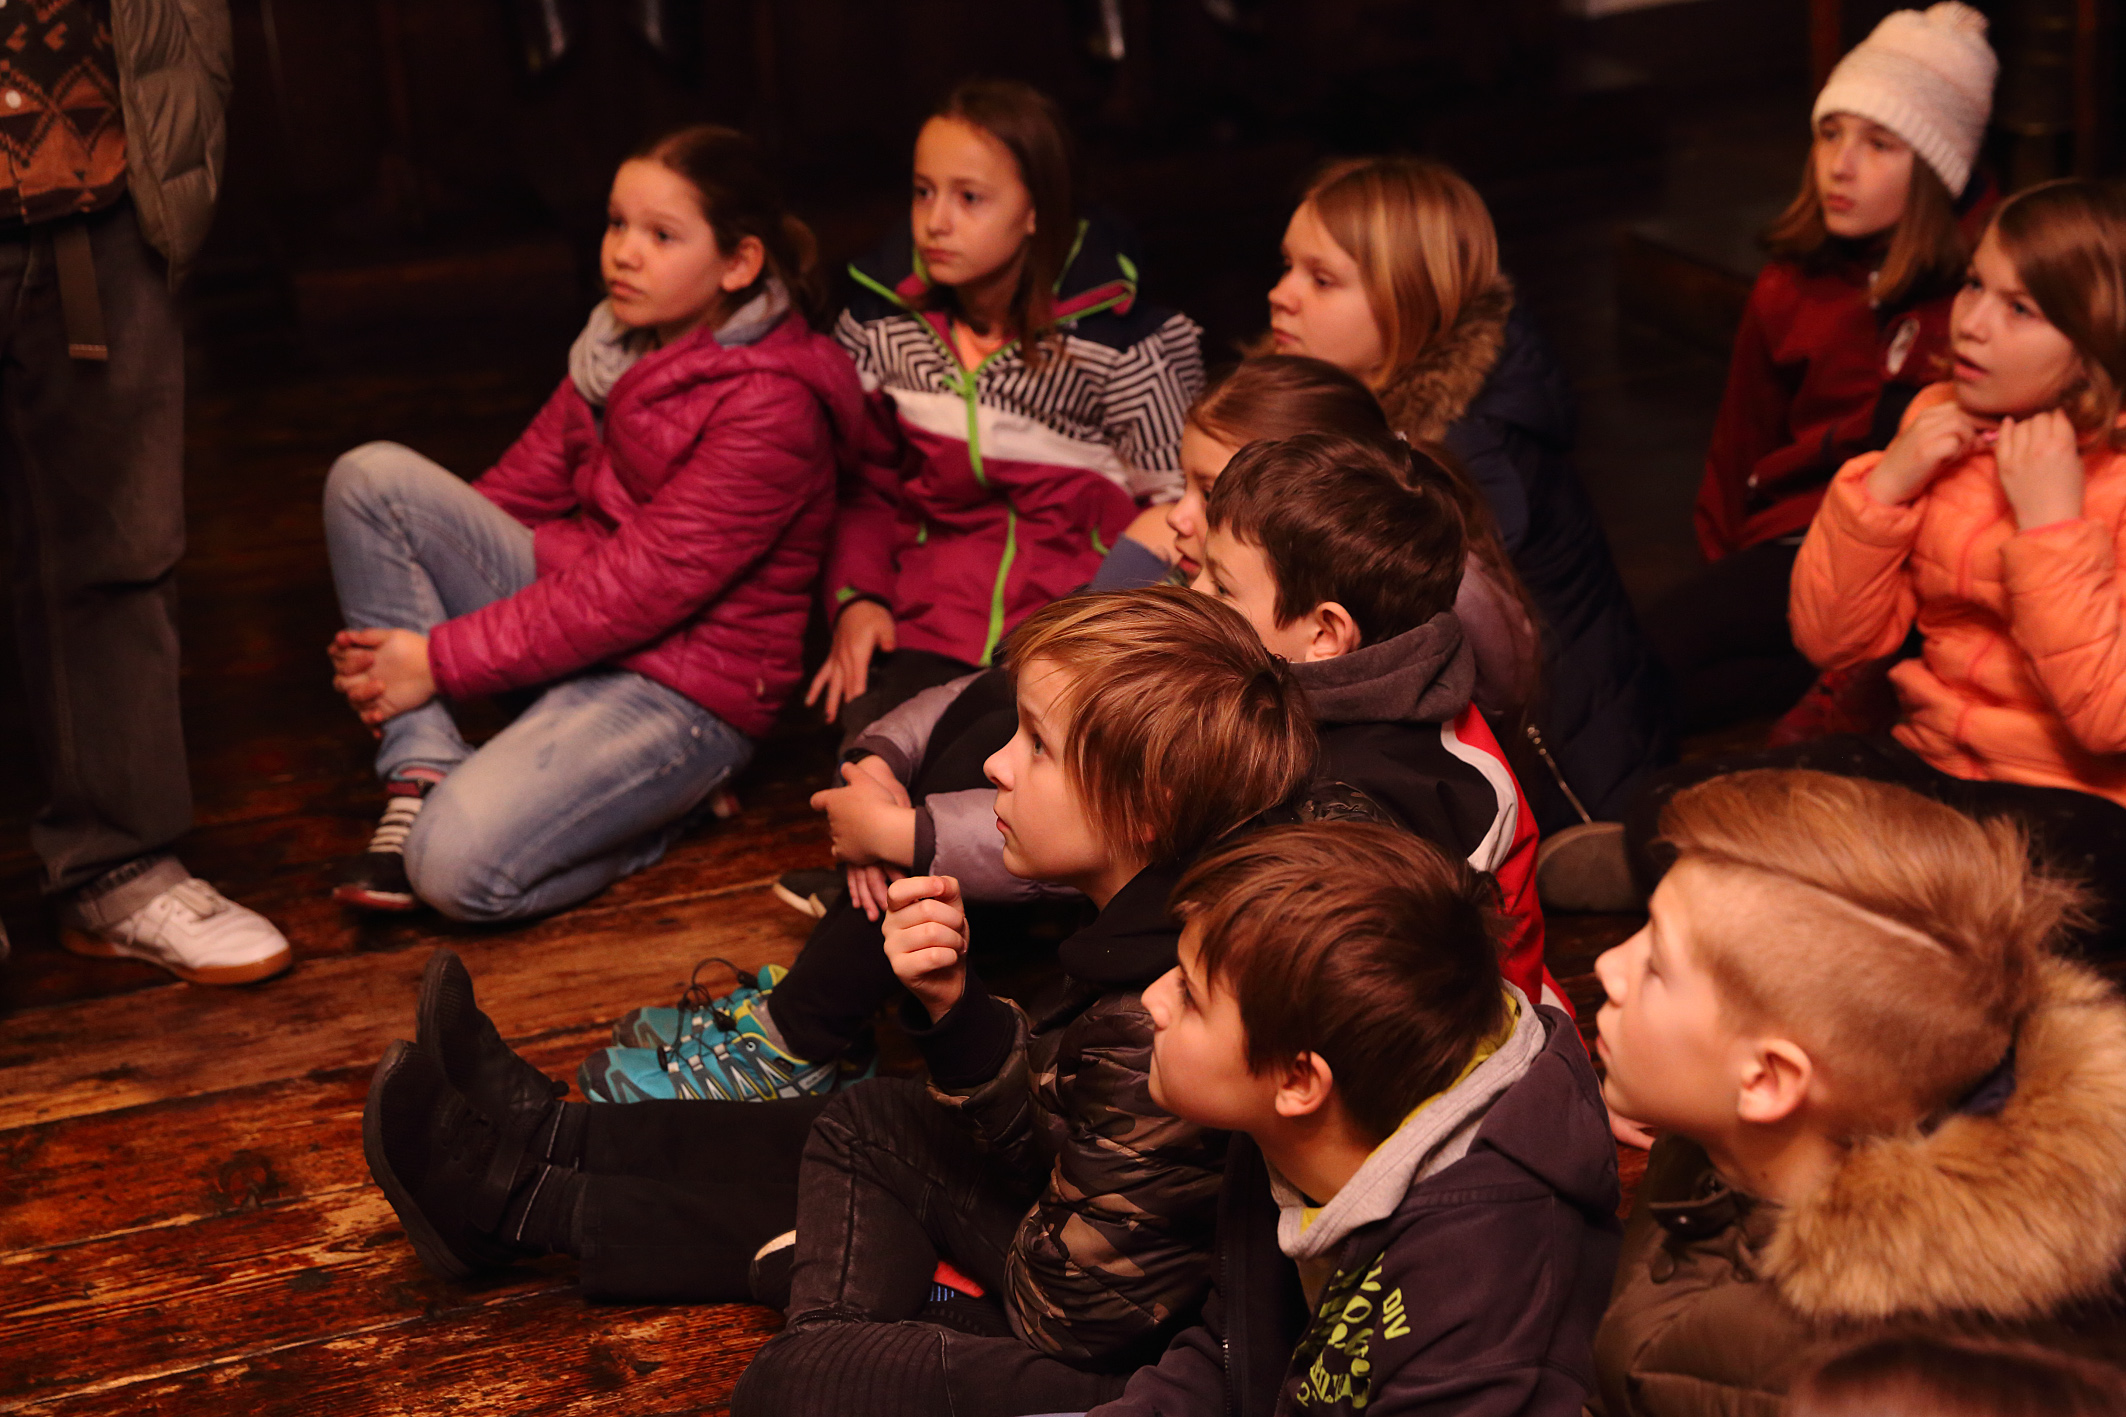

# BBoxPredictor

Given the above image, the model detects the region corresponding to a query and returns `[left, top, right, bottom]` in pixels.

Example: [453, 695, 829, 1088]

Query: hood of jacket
[1292, 611, 1475, 727]
[1056, 859, 1186, 990]
[1761, 956, 2126, 1324]
[1375, 277, 1515, 445]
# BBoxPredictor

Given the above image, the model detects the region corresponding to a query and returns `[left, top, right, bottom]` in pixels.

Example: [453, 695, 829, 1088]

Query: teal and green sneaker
[611, 958, 785, 1051]
[579, 973, 876, 1103]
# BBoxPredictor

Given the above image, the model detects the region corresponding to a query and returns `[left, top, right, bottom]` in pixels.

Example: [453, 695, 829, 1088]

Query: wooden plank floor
[0, 355, 1644, 1414]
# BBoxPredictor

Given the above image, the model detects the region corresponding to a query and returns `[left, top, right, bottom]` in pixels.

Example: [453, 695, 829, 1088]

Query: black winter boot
[415, 948, 569, 1126]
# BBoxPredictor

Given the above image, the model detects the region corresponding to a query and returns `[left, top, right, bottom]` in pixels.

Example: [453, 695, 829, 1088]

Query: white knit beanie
[1812, 1, 1997, 197]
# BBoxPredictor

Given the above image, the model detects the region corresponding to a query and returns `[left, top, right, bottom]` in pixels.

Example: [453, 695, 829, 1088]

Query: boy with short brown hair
[1591, 769, 2126, 1417]
[1099, 820, 1620, 1417]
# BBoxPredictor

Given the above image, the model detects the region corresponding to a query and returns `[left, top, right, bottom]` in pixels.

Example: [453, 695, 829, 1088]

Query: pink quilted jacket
[1791, 383, 2126, 807]
[429, 311, 873, 737]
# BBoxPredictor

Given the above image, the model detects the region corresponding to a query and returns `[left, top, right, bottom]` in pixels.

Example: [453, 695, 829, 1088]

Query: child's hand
[1608, 1105, 1658, 1151]
[1865, 401, 1983, 506]
[1997, 409, 2085, 531]
[844, 753, 911, 808]
[329, 628, 436, 726]
[845, 862, 906, 921]
[810, 762, 917, 869]
[883, 875, 969, 1022]
[807, 601, 896, 722]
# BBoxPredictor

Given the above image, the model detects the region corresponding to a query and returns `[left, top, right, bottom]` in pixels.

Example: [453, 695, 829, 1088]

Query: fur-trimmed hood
[1591, 959, 2126, 1417]
[1375, 277, 1515, 445]
[1767, 956, 2126, 1323]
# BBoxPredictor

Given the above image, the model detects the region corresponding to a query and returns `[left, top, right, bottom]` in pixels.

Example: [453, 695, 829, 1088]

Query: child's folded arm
[1789, 454, 1924, 671]
[2002, 516, 2126, 754]
[473, 380, 587, 527]
[845, 672, 985, 784]
[925, 788, 1070, 903]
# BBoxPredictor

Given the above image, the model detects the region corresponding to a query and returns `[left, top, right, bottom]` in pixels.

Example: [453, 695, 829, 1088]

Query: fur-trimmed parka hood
[1766, 956, 2126, 1323]
[1374, 277, 1515, 446]
[1591, 958, 2126, 1417]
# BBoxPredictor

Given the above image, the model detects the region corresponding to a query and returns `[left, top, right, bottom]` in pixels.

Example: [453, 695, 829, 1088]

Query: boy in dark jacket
[720, 586, 1317, 1416]
[600, 435, 1564, 1102]
[1100, 820, 1620, 1417]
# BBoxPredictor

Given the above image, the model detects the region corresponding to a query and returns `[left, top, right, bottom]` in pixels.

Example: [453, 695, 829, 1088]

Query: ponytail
[635, 124, 825, 326]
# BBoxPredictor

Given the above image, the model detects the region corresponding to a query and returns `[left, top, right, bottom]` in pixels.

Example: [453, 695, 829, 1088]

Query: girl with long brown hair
[810, 78, 1205, 734]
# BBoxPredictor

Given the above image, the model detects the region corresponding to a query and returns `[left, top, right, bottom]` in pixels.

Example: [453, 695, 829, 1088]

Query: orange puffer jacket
[1791, 383, 2126, 807]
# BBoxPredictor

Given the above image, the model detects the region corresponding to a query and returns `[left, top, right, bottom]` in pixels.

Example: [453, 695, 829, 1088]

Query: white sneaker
[62, 878, 294, 985]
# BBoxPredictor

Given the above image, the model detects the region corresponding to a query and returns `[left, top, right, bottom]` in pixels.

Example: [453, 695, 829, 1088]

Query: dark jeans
[773, 669, 1025, 1064]
[1625, 734, 2126, 960]
[835, 648, 981, 751]
[548, 1093, 830, 1301]
[0, 201, 190, 895]
[730, 1079, 1130, 1417]
[1642, 540, 1817, 735]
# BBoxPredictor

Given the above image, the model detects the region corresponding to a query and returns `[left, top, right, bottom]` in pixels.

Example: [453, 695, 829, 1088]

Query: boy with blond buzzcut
[1591, 769, 2126, 1417]
[729, 587, 1318, 1417]
[1099, 820, 1620, 1417]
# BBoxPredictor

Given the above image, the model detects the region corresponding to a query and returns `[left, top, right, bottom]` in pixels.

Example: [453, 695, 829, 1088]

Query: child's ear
[1735, 1037, 1814, 1127]
[720, 235, 768, 292]
[1272, 1051, 1337, 1120]
[1299, 602, 1363, 663]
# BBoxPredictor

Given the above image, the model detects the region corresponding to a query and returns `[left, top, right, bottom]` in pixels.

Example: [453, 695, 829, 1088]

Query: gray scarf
[567, 278, 791, 407]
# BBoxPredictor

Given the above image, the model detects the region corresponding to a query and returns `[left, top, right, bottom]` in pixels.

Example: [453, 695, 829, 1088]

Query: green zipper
[981, 510, 1019, 666]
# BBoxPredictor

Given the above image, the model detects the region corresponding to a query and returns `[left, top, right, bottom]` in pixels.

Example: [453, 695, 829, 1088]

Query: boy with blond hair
[1098, 820, 1620, 1417]
[1591, 769, 2126, 1417]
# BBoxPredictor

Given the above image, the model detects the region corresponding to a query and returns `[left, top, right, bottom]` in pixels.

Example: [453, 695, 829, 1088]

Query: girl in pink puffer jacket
[321, 125, 874, 922]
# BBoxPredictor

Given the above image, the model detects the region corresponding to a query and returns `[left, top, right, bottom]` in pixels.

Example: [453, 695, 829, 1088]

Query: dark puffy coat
[1380, 279, 1675, 829]
[113, 0, 231, 283]
[1097, 1003, 1620, 1417]
[903, 862, 1225, 1369]
[428, 311, 873, 738]
[1591, 958, 2126, 1417]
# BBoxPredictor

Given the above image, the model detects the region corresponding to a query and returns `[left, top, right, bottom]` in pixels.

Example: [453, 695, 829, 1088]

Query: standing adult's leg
[0, 203, 190, 902]
[322, 440, 536, 780]
[400, 669, 750, 922]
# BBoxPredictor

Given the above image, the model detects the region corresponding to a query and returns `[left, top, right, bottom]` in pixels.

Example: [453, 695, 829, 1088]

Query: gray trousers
[0, 199, 191, 911]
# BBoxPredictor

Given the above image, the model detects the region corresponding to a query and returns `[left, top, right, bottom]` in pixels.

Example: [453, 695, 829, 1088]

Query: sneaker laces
[156, 878, 235, 923]
[367, 792, 427, 855]
[675, 956, 753, 1019]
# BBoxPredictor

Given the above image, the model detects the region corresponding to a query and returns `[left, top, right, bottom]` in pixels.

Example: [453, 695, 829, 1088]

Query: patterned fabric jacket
[828, 215, 1204, 667]
[904, 862, 1225, 1369]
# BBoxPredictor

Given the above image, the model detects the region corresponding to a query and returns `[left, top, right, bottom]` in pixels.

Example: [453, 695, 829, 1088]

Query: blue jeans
[323, 441, 752, 921]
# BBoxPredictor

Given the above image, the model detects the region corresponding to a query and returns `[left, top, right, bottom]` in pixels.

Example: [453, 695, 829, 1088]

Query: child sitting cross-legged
[1590, 769, 2126, 1417]
[1094, 819, 1621, 1417]
[724, 587, 1315, 1417]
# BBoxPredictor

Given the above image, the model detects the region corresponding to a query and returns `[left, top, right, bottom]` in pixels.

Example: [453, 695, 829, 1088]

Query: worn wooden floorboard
[0, 886, 813, 1129]
[0, 1028, 609, 1255]
[3, 1291, 778, 1417]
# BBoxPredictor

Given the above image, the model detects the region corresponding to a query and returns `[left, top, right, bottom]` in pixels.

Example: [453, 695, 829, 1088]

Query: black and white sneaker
[334, 778, 434, 911]
[771, 869, 844, 919]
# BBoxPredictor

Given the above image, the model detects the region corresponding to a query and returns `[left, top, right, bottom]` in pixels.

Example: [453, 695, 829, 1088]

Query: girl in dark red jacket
[321, 126, 870, 921]
[1644, 3, 1999, 734]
